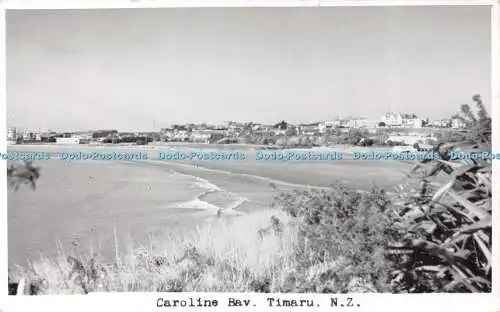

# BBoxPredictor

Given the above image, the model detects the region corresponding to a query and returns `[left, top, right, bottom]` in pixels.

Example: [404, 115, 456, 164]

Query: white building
[190, 130, 212, 143]
[252, 124, 273, 134]
[73, 134, 92, 144]
[174, 130, 189, 141]
[7, 127, 16, 141]
[401, 114, 422, 128]
[382, 113, 403, 127]
[22, 129, 31, 141]
[409, 118, 423, 128]
[299, 123, 320, 135]
[349, 118, 380, 129]
[22, 128, 41, 141]
[382, 113, 422, 128]
[451, 118, 467, 129]
[160, 127, 191, 141]
[348, 119, 361, 129]
[228, 125, 244, 136]
[318, 121, 336, 133]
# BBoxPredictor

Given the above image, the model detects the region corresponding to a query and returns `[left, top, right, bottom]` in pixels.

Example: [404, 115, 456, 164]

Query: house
[214, 124, 229, 131]
[22, 128, 41, 141]
[410, 118, 423, 128]
[400, 114, 422, 128]
[348, 118, 365, 129]
[251, 124, 263, 131]
[332, 117, 374, 129]
[161, 126, 190, 141]
[318, 121, 336, 133]
[228, 124, 245, 136]
[358, 119, 380, 129]
[160, 128, 174, 141]
[252, 124, 273, 134]
[7, 127, 16, 141]
[331, 118, 351, 128]
[299, 123, 320, 136]
[382, 112, 422, 128]
[273, 129, 287, 136]
[451, 118, 467, 129]
[190, 130, 212, 143]
[382, 112, 403, 127]
[286, 124, 299, 135]
[174, 130, 189, 141]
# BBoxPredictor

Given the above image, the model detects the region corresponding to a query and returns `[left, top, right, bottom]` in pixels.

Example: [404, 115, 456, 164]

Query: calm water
[8, 145, 413, 266]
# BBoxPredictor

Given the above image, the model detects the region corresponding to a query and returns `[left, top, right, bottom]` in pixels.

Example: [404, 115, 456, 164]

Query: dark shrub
[273, 185, 394, 292]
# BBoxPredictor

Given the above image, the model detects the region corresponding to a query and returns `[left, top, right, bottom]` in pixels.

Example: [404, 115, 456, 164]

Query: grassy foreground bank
[9, 186, 392, 294]
[8, 95, 492, 294]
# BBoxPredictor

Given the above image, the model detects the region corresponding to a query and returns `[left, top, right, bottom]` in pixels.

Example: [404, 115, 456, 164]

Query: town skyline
[7, 111, 443, 133]
[7, 7, 491, 132]
[9, 110, 466, 137]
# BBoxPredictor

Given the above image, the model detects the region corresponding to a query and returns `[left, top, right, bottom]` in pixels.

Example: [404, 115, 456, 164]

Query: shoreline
[7, 142, 390, 150]
[8, 143, 416, 191]
[7, 142, 393, 155]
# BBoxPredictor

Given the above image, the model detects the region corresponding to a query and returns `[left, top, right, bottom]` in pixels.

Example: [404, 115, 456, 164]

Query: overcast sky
[7, 6, 491, 132]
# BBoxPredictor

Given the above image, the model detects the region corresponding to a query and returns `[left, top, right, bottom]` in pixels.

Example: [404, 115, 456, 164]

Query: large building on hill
[381, 112, 422, 128]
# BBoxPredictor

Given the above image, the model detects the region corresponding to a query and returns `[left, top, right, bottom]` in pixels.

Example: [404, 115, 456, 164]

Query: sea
[7, 144, 413, 266]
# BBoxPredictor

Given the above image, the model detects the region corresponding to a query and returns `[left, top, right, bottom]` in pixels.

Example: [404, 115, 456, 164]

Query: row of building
[159, 114, 466, 143]
[6, 128, 158, 144]
[7, 112, 467, 144]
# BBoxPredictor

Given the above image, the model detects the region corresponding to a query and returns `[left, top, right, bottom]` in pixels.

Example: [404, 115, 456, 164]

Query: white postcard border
[0, 1, 498, 312]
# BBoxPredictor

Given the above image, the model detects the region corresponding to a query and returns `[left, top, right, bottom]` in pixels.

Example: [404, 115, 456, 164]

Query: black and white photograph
[5, 4, 493, 296]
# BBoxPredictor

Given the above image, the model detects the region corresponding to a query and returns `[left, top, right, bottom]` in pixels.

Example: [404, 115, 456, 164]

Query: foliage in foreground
[271, 185, 394, 293]
[389, 95, 492, 292]
[7, 160, 41, 191]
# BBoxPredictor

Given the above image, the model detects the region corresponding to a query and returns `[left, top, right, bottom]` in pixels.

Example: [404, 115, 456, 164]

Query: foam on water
[166, 161, 404, 197]
[163, 161, 333, 191]
[192, 177, 221, 192]
[175, 198, 221, 211]
[169, 172, 249, 216]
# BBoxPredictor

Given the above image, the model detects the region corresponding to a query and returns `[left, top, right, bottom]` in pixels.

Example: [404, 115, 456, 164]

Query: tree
[209, 132, 225, 143]
[449, 95, 491, 147]
[473, 94, 489, 122]
[347, 129, 364, 145]
[7, 161, 41, 191]
[274, 121, 288, 130]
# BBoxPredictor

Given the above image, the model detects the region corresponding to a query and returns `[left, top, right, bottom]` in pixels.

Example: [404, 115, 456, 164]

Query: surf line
[167, 170, 248, 218]
[121, 158, 398, 203]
